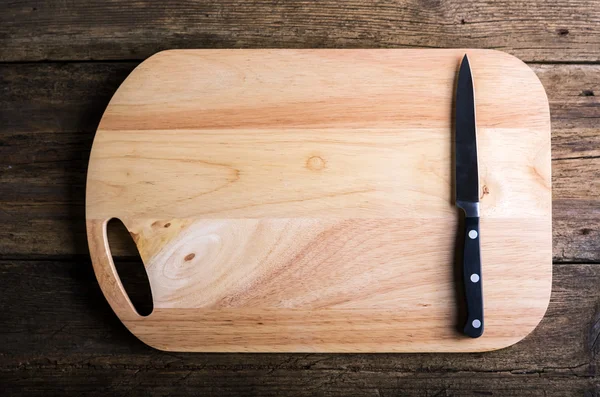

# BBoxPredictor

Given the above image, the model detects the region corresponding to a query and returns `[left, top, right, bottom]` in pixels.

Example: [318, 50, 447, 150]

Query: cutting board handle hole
[106, 218, 153, 317]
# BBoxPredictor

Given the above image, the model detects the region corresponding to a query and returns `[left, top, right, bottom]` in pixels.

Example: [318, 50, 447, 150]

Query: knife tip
[460, 54, 471, 70]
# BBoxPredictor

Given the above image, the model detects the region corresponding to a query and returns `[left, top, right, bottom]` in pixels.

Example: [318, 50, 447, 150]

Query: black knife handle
[462, 216, 483, 338]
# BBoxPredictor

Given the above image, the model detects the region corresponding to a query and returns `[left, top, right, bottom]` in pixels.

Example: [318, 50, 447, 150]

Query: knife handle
[462, 216, 483, 338]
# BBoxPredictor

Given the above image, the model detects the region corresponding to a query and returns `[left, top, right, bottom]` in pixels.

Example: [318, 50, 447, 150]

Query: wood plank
[0, 260, 599, 394]
[0, 63, 137, 258]
[0, 62, 598, 261]
[1, 1, 600, 62]
[540, 64, 600, 160]
[2, 367, 598, 397]
[536, 64, 600, 262]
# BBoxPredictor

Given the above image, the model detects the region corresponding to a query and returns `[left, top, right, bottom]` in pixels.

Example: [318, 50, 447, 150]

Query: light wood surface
[86, 49, 552, 352]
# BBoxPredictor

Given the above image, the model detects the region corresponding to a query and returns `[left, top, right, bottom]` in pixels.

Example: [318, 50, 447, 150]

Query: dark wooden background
[1, 1, 599, 395]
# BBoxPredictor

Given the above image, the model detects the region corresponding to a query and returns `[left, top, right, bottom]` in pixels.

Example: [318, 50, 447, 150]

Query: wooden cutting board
[86, 49, 552, 352]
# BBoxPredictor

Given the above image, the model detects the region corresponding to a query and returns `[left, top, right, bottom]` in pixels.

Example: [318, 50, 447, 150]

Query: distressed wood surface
[1, 0, 600, 62]
[1, 0, 600, 392]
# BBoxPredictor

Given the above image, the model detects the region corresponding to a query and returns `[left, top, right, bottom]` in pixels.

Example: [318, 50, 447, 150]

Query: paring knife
[455, 54, 483, 338]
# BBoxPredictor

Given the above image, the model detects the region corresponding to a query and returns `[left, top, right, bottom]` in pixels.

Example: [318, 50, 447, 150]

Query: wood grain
[1, 0, 599, 391]
[1, 260, 598, 395]
[0, 62, 597, 261]
[84, 49, 552, 352]
[1, 0, 600, 62]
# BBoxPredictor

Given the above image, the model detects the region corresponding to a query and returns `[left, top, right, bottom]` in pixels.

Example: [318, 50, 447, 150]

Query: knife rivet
[468, 230, 478, 239]
[472, 319, 481, 329]
[470, 274, 480, 283]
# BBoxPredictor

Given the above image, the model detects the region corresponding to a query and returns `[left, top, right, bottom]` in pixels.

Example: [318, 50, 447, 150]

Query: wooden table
[1, 1, 599, 395]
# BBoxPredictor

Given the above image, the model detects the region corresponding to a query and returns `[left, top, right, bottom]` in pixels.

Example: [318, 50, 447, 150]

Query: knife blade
[455, 54, 483, 338]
